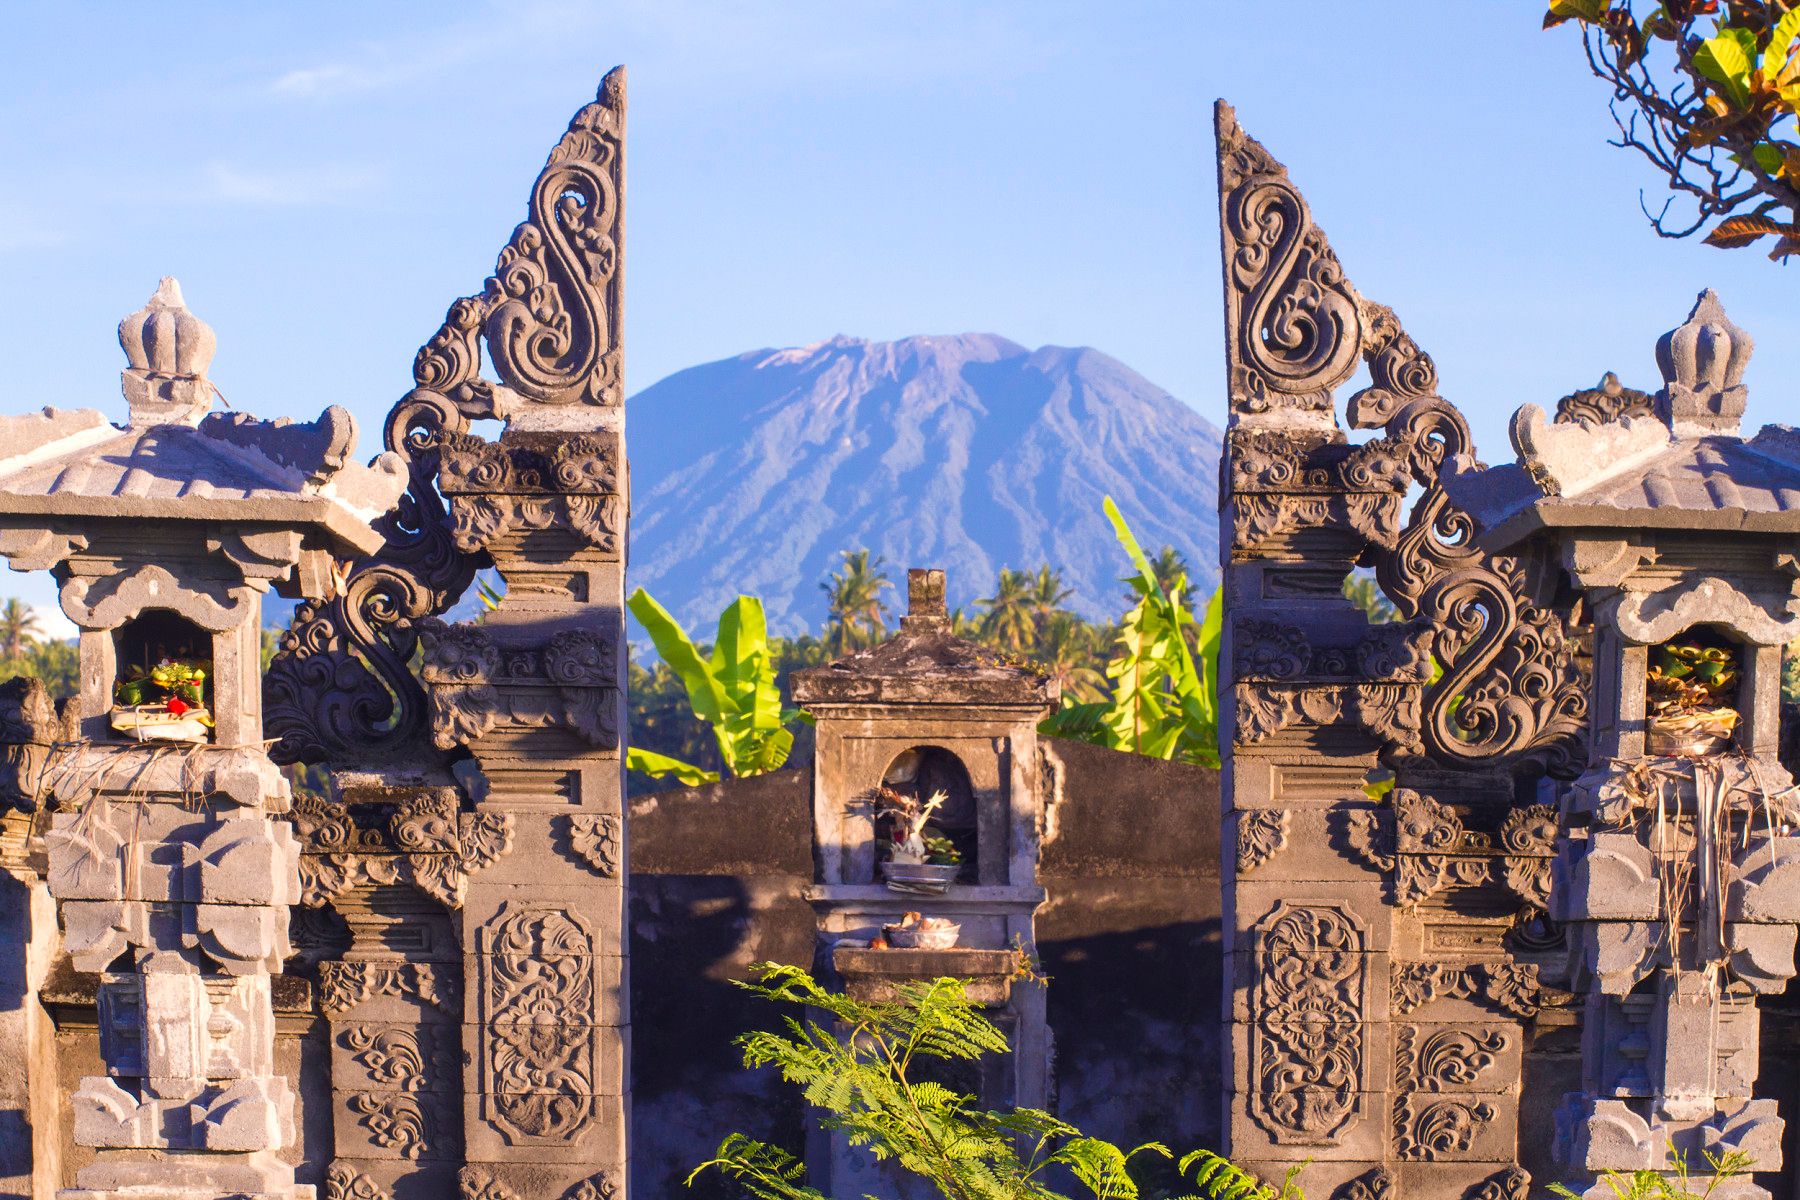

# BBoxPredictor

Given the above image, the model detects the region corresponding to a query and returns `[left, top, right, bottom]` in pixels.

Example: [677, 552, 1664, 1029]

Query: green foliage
[627, 589, 812, 784]
[1547, 1146, 1752, 1200]
[821, 550, 895, 655]
[624, 510, 1212, 793]
[1545, 0, 1800, 256]
[1039, 497, 1222, 769]
[0, 634, 78, 701]
[1341, 572, 1397, 625]
[1179, 1150, 1302, 1200]
[689, 963, 1270, 1200]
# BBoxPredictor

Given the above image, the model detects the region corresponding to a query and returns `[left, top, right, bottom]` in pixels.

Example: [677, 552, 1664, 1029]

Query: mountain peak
[627, 334, 1221, 634]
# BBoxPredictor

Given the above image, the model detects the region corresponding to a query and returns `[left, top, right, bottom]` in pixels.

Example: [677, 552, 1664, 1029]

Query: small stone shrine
[1444, 291, 1800, 1199]
[791, 568, 1057, 1197]
[0, 278, 406, 1200]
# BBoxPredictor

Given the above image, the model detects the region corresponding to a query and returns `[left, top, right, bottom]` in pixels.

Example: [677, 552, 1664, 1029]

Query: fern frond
[1178, 1149, 1278, 1200]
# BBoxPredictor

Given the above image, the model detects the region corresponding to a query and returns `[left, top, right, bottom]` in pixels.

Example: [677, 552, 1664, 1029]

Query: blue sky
[2, 2, 1796, 628]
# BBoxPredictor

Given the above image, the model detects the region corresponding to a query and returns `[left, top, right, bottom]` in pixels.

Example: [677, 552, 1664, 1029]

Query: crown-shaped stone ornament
[117, 276, 217, 425]
[1655, 288, 1751, 437]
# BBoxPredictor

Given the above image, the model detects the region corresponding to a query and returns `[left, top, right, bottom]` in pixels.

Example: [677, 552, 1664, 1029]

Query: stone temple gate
[2, 63, 1800, 1200]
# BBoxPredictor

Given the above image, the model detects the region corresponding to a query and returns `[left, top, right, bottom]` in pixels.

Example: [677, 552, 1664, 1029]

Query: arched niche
[879, 745, 979, 882]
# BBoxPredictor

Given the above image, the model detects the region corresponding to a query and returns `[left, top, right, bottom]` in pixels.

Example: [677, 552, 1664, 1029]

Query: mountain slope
[626, 333, 1221, 634]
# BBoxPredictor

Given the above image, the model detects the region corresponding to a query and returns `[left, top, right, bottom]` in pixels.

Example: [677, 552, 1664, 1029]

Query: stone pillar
[0, 678, 74, 1198]
[421, 422, 627, 1200]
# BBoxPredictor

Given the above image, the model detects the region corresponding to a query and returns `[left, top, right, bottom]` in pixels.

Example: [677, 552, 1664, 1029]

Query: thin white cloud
[198, 161, 385, 207]
[270, 63, 368, 99]
[0, 198, 69, 253]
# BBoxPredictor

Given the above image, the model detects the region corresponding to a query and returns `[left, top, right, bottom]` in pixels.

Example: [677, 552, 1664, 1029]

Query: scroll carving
[1360, 397, 1589, 776]
[418, 70, 625, 413]
[1217, 104, 1362, 420]
[1334, 1168, 1396, 1200]
[1235, 809, 1289, 875]
[1468, 1167, 1531, 1200]
[1390, 961, 1540, 1018]
[347, 1091, 432, 1158]
[460, 1167, 521, 1200]
[1392, 1023, 1509, 1161]
[1555, 372, 1654, 427]
[266, 69, 627, 767]
[477, 906, 600, 1142]
[1250, 902, 1365, 1143]
[569, 814, 622, 877]
[318, 961, 459, 1016]
[1218, 105, 1589, 777]
[326, 1161, 392, 1200]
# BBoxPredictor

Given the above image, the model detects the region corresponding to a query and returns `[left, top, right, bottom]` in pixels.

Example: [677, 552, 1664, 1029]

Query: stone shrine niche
[1445, 290, 1800, 1200]
[0, 276, 407, 1200]
[790, 568, 1057, 1197]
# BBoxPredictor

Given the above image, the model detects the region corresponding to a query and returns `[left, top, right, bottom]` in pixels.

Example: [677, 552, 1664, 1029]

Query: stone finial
[902, 568, 947, 631]
[1655, 289, 1751, 437]
[118, 277, 217, 426]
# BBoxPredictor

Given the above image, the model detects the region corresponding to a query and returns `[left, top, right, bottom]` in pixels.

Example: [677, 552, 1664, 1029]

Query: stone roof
[0, 279, 406, 556]
[1444, 290, 1800, 546]
[790, 568, 1057, 709]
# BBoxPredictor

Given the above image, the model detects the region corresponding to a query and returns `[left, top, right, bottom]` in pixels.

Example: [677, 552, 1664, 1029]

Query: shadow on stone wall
[627, 740, 1225, 1194]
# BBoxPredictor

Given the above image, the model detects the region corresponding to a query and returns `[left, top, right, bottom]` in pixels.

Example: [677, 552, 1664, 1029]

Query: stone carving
[1394, 1095, 1497, 1162]
[342, 1025, 456, 1091]
[1555, 372, 1654, 428]
[1656, 288, 1749, 435]
[459, 1166, 521, 1200]
[1390, 961, 1540, 1018]
[347, 1090, 432, 1158]
[1235, 809, 1289, 874]
[1392, 1023, 1507, 1160]
[1498, 804, 1557, 910]
[566, 1175, 618, 1200]
[1250, 902, 1365, 1143]
[1334, 1167, 1396, 1200]
[1361, 397, 1589, 776]
[477, 905, 600, 1142]
[318, 961, 458, 1015]
[419, 621, 619, 750]
[417, 69, 625, 415]
[1468, 1167, 1531, 1200]
[295, 795, 515, 910]
[570, 814, 622, 877]
[437, 432, 623, 555]
[326, 1160, 392, 1200]
[1216, 103, 1363, 422]
[267, 69, 627, 767]
[265, 387, 477, 767]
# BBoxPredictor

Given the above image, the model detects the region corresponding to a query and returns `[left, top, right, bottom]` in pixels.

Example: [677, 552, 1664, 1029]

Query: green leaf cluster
[1039, 497, 1222, 769]
[688, 963, 1296, 1200]
[627, 590, 812, 784]
[1545, 0, 1800, 258]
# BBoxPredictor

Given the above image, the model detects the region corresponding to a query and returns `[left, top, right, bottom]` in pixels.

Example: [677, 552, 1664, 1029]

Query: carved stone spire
[117, 276, 216, 426]
[1655, 288, 1751, 437]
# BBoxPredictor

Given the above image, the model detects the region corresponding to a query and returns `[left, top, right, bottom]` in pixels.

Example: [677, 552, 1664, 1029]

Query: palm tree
[978, 568, 1037, 654]
[1035, 612, 1107, 703]
[1342, 573, 1398, 624]
[0, 598, 42, 660]
[820, 550, 893, 656]
[1145, 546, 1191, 601]
[1028, 565, 1074, 633]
